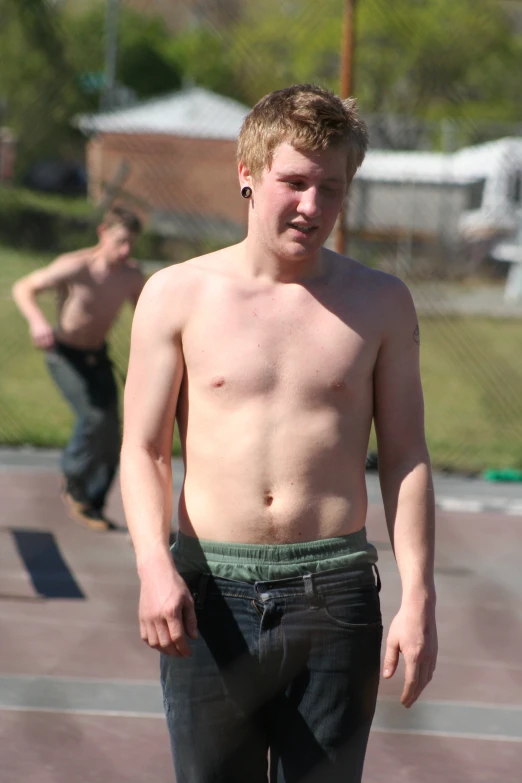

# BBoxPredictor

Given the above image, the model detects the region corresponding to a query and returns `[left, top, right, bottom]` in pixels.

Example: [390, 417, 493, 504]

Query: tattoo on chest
[413, 323, 420, 345]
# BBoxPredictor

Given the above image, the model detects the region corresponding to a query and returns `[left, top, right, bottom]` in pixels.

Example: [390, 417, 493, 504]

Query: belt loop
[373, 565, 382, 593]
[196, 573, 209, 610]
[303, 573, 323, 609]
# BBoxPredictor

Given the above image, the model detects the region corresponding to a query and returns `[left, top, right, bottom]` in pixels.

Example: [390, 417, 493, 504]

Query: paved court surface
[1, 451, 521, 782]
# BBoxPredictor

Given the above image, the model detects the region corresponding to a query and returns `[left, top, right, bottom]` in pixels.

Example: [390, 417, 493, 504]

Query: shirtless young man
[121, 85, 437, 782]
[13, 206, 144, 530]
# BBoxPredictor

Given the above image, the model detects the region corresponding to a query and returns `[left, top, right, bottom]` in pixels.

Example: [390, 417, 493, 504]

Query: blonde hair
[237, 84, 368, 183]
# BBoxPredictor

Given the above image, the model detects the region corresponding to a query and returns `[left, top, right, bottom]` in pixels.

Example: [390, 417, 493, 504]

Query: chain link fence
[1, 0, 522, 471]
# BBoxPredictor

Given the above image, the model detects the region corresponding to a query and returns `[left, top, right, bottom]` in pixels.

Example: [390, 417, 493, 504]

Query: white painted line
[2, 676, 521, 741]
[0, 673, 160, 685]
[371, 727, 522, 743]
[437, 498, 485, 513]
[377, 696, 522, 710]
[0, 704, 164, 719]
[484, 498, 516, 509]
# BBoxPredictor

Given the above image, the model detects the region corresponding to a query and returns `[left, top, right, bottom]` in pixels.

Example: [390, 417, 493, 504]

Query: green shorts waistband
[172, 528, 378, 582]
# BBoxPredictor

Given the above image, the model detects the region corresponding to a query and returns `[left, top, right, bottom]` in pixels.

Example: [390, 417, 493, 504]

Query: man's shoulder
[53, 247, 94, 270]
[138, 256, 211, 313]
[136, 252, 231, 335]
[332, 252, 402, 286]
[145, 257, 204, 290]
[33, 248, 94, 286]
[331, 251, 412, 302]
[146, 247, 236, 293]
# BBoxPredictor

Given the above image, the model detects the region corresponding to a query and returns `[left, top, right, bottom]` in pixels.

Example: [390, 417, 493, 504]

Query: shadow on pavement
[11, 529, 85, 600]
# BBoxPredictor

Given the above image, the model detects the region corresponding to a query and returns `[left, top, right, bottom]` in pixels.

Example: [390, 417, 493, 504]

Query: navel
[264, 493, 274, 507]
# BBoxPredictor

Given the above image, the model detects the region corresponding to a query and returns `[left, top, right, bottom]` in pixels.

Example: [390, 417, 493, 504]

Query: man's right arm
[121, 269, 197, 658]
[11, 255, 77, 349]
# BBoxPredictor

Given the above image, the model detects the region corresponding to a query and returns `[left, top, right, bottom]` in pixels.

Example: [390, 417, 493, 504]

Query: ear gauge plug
[241, 186, 253, 199]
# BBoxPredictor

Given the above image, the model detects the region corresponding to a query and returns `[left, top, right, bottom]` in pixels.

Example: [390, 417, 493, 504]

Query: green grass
[0, 187, 93, 219]
[2, 244, 522, 471]
[420, 316, 522, 470]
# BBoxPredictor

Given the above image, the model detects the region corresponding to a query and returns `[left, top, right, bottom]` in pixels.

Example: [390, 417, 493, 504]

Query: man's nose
[298, 188, 321, 219]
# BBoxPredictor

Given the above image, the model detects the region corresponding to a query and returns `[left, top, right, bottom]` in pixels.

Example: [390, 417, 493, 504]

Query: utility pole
[335, 0, 358, 255]
[101, 0, 120, 111]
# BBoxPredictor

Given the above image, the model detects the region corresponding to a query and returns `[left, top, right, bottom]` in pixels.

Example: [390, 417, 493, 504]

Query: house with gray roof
[77, 87, 250, 249]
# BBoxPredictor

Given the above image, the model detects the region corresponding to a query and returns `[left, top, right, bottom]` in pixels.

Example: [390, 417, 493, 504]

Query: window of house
[468, 179, 485, 210]
[509, 171, 522, 204]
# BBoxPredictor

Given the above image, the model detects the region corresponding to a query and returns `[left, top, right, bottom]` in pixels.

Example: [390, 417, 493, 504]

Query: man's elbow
[11, 279, 24, 301]
[121, 436, 171, 466]
[378, 441, 431, 481]
[12, 278, 35, 302]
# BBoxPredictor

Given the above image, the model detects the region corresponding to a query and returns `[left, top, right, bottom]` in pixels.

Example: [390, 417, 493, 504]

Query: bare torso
[175, 248, 388, 544]
[55, 249, 143, 349]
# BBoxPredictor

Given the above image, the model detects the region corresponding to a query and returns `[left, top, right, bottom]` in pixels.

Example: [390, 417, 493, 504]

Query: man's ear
[238, 161, 253, 189]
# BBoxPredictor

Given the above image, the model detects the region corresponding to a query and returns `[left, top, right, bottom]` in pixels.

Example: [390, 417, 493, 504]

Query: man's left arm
[373, 279, 437, 708]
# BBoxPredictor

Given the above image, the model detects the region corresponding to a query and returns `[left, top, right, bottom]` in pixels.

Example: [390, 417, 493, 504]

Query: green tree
[0, 0, 83, 173]
[66, 3, 182, 100]
[1, 0, 520, 175]
[163, 26, 243, 101]
[356, 0, 521, 139]
[0, 0, 183, 176]
[186, 0, 521, 145]
[224, 0, 344, 104]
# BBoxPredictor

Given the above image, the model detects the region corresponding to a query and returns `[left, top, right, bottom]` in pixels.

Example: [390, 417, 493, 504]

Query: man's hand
[29, 317, 55, 349]
[138, 557, 198, 658]
[382, 600, 438, 708]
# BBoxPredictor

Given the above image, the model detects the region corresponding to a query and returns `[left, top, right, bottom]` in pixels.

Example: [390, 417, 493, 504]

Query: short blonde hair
[237, 84, 368, 183]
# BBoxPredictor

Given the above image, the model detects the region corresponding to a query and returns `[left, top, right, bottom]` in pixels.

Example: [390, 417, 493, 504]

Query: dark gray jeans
[46, 341, 120, 510]
[161, 565, 383, 783]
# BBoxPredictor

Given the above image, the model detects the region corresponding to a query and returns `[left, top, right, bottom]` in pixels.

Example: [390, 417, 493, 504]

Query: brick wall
[86, 132, 247, 230]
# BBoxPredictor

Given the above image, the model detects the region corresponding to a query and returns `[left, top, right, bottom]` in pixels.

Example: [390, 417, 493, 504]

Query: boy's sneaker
[61, 489, 112, 532]
[91, 507, 119, 531]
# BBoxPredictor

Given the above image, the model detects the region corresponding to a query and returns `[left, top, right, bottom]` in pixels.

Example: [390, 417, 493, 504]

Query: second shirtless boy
[13, 206, 144, 529]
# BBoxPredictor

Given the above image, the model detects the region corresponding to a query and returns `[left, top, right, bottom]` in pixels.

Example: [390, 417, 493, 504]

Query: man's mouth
[288, 223, 317, 235]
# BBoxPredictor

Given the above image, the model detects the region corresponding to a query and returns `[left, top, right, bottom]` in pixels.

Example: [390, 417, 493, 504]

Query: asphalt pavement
[0, 447, 521, 782]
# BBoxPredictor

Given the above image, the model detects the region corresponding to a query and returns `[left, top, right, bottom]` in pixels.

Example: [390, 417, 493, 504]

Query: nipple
[211, 376, 226, 388]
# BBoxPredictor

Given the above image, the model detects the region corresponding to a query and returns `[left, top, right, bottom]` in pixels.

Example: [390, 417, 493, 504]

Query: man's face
[248, 141, 348, 261]
[99, 224, 136, 263]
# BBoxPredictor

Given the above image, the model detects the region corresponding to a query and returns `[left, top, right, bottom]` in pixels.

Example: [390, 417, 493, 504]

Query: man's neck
[240, 235, 327, 284]
[91, 246, 122, 272]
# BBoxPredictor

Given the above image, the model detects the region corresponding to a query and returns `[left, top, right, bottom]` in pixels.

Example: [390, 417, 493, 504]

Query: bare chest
[65, 273, 130, 317]
[183, 289, 379, 402]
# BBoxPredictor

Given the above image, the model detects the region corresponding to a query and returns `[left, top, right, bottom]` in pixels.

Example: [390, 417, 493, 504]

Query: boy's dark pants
[46, 341, 120, 511]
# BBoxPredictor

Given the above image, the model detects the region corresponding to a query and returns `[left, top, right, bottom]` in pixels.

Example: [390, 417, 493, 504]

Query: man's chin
[281, 237, 323, 259]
